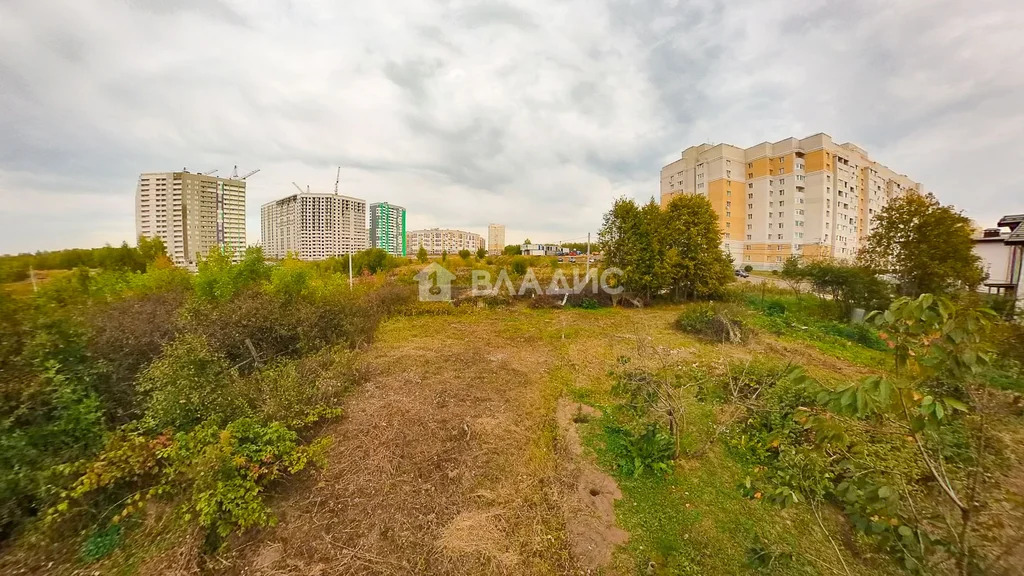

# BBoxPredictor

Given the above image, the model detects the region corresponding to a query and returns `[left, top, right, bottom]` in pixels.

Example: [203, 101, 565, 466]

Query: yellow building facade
[660, 133, 922, 269]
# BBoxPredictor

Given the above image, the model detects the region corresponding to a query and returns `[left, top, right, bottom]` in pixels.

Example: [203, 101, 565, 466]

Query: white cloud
[1, 0, 1022, 254]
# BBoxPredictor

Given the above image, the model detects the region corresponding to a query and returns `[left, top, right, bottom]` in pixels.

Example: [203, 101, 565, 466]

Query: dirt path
[214, 311, 590, 575]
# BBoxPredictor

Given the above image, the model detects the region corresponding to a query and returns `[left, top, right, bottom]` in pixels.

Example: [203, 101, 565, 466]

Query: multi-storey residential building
[488, 224, 506, 256]
[260, 192, 367, 260]
[135, 170, 247, 267]
[369, 202, 406, 256]
[407, 228, 485, 255]
[660, 133, 922, 269]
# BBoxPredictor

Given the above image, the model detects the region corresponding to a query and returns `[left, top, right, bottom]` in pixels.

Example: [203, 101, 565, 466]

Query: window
[748, 162, 753, 168]
[726, 222, 731, 228]
[727, 170, 732, 177]
[748, 172, 753, 178]
[779, 201, 784, 207]
[748, 193, 754, 199]
[726, 212, 732, 217]
[748, 183, 753, 189]
[747, 224, 752, 230]
[747, 203, 753, 209]
[748, 214, 753, 220]
[780, 178, 785, 184]
[746, 234, 752, 240]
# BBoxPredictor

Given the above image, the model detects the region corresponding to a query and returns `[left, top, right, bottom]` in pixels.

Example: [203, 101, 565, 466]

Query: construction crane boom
[292, 182, 304, 194]
[334, 166, 341, 194]
[231, 165, 239, 178]
[202, 169, 218, 176]
[241, 168, 260, 179]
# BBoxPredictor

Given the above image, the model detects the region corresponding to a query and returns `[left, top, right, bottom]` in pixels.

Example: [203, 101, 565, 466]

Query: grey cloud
[1, 0, 1023, 254]
[455, 2, 537, 29]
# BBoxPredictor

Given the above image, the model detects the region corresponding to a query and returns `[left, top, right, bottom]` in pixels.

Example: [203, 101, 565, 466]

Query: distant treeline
[0, 237, 167, 283]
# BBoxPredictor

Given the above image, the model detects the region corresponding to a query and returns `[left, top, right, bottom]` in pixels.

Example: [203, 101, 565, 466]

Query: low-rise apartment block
[260, 192, 368, 260]
[136, 170, 247, 267]
[407, 228, 485, 254]
[660, 133, 922, 269]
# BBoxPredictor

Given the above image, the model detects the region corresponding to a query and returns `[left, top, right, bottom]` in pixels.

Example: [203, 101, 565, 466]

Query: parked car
[734, 269, 750, 278]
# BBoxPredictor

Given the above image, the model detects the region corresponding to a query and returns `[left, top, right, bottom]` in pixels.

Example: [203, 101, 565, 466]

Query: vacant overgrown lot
[3, 261, 1022, 575]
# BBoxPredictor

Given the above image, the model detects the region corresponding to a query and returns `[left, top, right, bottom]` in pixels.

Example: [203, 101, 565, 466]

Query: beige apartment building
[136, 171, 247, 267]
[407, 228, 485, 255]
[487, 224, 506, 255]
[261, 192, 368, 260]
[660, 133, 922, 269]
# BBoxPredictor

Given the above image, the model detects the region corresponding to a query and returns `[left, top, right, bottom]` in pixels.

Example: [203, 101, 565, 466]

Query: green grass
[577, 410, 895, 575]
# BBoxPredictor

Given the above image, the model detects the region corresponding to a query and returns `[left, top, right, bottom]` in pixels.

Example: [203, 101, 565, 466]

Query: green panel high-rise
[369, 202, 407, 257]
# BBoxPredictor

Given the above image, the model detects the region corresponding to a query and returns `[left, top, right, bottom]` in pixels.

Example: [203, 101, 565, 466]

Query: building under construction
[135, 167, 257, 267]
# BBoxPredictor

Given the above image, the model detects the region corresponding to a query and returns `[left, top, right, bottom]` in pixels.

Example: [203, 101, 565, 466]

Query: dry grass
[213, 309, 579, 575]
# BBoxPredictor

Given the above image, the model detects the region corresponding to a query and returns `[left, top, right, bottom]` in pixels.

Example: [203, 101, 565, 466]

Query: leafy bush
[743, 265, 753, 273]
[52, 418, 330, 552]
[606, 424, 675, 477]
[511, 256, 528, 275]
[138, 334, 244, 432]
[675, 303, 746, 343]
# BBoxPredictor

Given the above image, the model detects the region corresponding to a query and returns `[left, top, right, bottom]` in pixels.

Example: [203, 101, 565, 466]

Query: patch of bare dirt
[211, 313, 580, 575]
[555, 399, 628, 574]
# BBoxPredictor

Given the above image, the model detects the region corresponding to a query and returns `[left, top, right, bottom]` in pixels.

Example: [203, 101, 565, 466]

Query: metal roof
[997, 214, 1024, 244]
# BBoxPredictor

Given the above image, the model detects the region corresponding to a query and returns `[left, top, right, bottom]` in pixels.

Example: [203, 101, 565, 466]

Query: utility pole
[348, 251, 353, 290]
[585, 232, 591, 281]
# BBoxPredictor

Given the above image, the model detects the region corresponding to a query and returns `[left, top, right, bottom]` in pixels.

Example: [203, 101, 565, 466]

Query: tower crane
[241, 168, 260, 179]
[202, 169, 218, 176]
[334, 166, 341, 194]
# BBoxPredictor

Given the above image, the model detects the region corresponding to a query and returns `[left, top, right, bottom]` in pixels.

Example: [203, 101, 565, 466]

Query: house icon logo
[414, 262, 456, 301]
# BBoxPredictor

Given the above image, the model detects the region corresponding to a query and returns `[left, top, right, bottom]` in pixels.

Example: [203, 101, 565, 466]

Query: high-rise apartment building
[369, 202, 407, 256]
[487, 224, 506, 255]
[660, 133, 922, 269]
[135, 171, 247, 267]
[407, 228, 485, 254]
[260, 192, 368, 260]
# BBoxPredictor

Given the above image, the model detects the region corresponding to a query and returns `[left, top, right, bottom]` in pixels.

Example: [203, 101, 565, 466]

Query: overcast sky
[2, 0, 1023, 254]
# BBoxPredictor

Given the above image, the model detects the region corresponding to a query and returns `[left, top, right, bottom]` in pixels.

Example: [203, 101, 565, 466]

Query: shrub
[138, 334, 246, 432]
[606, 424, 675, 477]
[675, 303, 746, 343]
[511, 256, 528, 276]
[743, 265, 753, 273]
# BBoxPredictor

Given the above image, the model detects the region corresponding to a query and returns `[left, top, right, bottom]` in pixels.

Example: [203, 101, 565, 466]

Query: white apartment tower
[135, 171, 247, 267]
[487, 224, 506, 256]
[660, 133, 922, 269]
[261, 193, 368, 260]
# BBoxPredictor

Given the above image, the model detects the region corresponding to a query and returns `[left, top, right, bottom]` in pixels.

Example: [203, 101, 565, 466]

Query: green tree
[661, 195, 733, 299]
[458, 249, 471, 260]
[858, 192, 982, 296]
[441, 250, 448, 262]
[598, 197, 669, 301]
[416, 245, 428, 264]
[476, 247, 486, 260]
[503, 244, 522, 256]
[791, 295, 999, 573]
[137, 235, 167, 264]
